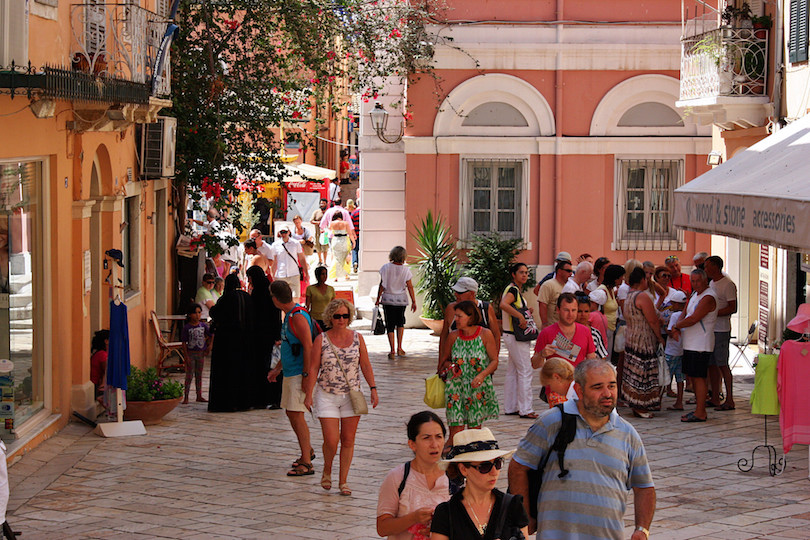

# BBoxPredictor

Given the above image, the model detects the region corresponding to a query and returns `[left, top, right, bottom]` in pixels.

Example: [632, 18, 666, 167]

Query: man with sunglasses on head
[537, 260, 573, 328]
[508, 359, 655, 539]
[665, 255, 692, 295]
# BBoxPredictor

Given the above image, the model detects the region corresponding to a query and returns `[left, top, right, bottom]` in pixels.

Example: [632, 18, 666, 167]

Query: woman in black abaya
[208, 273, 255, 412]
[246, 266, 282, 409]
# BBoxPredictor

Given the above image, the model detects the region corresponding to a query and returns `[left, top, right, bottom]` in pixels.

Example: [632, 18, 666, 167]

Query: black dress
[208, 289, 255, 412]
[431, 488, 528, 540]
[250, 282, 282, 408]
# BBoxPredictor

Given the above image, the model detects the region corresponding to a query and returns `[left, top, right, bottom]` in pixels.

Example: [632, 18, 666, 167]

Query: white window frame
[459, 156, 531, 246]
[613, 157, 684, 251]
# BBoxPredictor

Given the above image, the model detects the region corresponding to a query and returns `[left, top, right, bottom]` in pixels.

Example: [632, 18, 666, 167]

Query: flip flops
[715, 403, 736, 411]
[681, 412, 707, 422]
[519, 412, 539, 419]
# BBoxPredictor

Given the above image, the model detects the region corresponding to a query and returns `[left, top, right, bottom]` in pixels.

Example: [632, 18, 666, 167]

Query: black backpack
[526, 404, 578, 519]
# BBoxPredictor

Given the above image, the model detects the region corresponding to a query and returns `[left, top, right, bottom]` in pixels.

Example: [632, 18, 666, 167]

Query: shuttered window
[460, 158, 528, 241]
[614, 159, 684, 251]
[790, 0, 809, 63]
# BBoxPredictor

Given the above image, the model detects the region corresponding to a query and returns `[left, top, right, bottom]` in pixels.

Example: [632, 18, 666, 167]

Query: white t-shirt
[256, 240, 275, 261]
[273, 240, 303, 278]
[379, 263, 413, 306]
[329, 181, 341, 202]
[616, 282, 630, 321]
[682, 288, 718, 352]
[561, 277, 583, 294]
[710, 274, 737, 333]
[666, 311, 684, 357]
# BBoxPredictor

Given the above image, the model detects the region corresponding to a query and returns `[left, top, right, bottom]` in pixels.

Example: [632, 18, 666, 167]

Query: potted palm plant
[123, 366, 184, 425]
[411, 211, 460, 334]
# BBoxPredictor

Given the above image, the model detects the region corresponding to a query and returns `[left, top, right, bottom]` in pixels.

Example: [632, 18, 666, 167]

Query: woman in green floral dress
[440, 300, 500, 446]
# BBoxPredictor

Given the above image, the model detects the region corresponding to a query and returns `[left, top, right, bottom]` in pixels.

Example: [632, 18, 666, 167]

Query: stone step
[9, 293, 31, 308]
[10, 304, 32, 321]
[10, 318, 32, 330]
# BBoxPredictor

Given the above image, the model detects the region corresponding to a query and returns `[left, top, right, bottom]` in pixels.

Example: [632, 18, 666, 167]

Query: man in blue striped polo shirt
[508, 359, 656, 539]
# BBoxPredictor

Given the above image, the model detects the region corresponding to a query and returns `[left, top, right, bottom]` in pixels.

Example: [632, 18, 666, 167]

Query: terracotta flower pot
[123, 397, 182, 425]
[419, 316, 444, 336]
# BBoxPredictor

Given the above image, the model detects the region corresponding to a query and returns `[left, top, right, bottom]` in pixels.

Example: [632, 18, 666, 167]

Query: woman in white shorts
[304, 298, 379, 497]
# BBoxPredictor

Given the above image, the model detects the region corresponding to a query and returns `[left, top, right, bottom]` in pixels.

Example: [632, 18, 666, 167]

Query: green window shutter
[790, 0, 809, 63]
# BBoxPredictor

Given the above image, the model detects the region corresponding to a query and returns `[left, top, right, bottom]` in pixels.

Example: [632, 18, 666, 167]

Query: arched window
[462, 102, 529, 127]
[618, 102, 683, 127]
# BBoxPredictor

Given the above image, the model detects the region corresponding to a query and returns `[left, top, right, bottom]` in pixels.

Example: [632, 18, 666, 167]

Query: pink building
[358, 0, 713, 299]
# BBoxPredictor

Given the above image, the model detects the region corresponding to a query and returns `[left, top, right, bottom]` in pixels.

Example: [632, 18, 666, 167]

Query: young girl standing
[181, 303, 211, 404]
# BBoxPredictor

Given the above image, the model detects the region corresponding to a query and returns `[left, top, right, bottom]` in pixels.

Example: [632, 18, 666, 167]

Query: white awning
[673, 114, 810, 252]
[284, 163, 336, 182]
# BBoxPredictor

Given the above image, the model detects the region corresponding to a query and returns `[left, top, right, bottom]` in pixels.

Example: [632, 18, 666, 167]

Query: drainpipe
[772, 0, 784, 124]
[553, 0, 564, 261]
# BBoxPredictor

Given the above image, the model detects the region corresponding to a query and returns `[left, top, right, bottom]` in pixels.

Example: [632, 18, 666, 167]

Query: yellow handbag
[424, 374, 446, 409]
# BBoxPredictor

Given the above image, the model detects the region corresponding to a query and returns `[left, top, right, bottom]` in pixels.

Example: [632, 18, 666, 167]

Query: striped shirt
[513, 399, 654, 540]
[590, 326, 609, 359]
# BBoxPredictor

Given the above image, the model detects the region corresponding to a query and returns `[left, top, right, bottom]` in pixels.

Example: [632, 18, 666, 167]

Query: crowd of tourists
[120, 235, 739, 539]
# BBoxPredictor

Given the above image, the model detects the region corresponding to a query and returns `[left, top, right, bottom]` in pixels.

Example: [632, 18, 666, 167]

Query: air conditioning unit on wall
[138, 116, 176, 179]
[0, 0, 29, 67]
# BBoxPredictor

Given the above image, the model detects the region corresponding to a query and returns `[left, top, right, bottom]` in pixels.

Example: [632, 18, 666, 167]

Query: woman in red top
[90, 329, 110, 397]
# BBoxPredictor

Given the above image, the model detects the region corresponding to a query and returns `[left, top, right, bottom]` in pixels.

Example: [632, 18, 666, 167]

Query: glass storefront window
[0, 161, 43, 440]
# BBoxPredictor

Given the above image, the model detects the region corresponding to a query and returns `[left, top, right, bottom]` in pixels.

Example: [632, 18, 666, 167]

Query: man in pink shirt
[532, 292, 597, 369]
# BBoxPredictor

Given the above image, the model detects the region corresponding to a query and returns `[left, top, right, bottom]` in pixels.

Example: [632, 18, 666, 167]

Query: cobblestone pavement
[7, 325, 810, 539]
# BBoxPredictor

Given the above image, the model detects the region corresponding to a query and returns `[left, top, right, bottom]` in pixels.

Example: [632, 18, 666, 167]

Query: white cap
[555, 251, 572, 263]
[670, 290, 688, 303]
[452, 277, 479, 293]
[588, 289, 607, 306]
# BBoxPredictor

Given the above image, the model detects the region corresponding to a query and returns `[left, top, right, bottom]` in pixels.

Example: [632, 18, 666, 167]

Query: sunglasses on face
[467, 457, 504, 474]
[332, 313, 351, 320]
[561, 268, 573, 273]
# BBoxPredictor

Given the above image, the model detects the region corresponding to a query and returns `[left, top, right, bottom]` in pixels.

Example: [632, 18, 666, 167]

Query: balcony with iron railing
[71, 2, 171, 98]
[677, 24, 772, 129]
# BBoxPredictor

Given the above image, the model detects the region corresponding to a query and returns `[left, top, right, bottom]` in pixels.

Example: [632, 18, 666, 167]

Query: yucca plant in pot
[411, 211, 460, 334]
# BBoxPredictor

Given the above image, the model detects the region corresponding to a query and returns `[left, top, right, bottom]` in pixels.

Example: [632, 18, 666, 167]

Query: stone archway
[89, 147, 110, 333]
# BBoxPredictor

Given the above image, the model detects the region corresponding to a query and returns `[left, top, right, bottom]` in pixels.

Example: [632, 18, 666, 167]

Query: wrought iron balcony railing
[680, 27, 768, 101]
[70, 2, 171, 98]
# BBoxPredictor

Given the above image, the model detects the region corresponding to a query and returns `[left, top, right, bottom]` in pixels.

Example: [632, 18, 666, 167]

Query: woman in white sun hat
[430, 428, 529, 540]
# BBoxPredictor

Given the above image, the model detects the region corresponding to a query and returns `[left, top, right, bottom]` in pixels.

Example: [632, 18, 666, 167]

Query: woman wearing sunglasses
[305, 298, 379, 496]
[431, 428, 529, 540]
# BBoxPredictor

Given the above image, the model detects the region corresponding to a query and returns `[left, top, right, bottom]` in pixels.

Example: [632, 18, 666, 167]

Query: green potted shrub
[464, 234, 535, 317]
[411, 211, 460, 334]
[123, 366, 184, 425]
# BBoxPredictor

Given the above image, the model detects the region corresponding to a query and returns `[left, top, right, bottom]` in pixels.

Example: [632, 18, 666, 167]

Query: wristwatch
[635, 525, 650, 538]
[301, 372, 309, 378]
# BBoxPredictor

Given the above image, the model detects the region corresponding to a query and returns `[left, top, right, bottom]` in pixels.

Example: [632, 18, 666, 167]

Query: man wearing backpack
[507, 359, 655, 539]
[268, 280, 319, 477]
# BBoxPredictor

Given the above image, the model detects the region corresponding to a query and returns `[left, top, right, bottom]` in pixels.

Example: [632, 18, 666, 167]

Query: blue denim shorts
[665, 354, 685, 383]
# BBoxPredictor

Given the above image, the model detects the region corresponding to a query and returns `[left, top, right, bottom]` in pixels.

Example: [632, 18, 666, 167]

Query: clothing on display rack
[750, 354, 779, 416]
[777, 340, 810, 454]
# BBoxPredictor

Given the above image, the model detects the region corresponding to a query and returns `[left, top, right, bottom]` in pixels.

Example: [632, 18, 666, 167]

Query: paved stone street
[6, 324, 810, 539]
